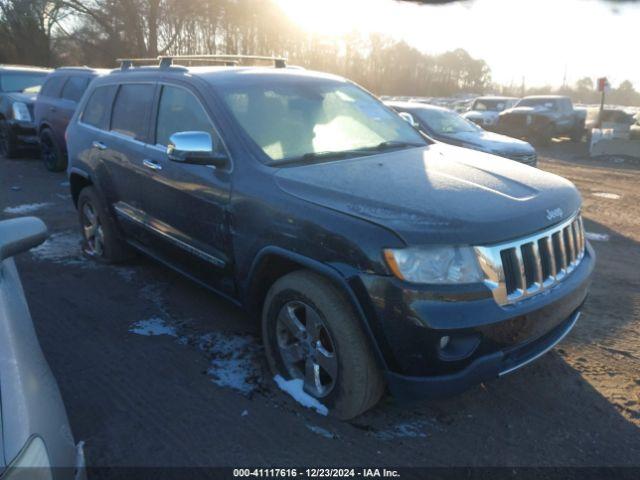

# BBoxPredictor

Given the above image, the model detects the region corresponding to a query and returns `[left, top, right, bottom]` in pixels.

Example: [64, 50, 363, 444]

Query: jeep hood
[274, 144, 581, 245]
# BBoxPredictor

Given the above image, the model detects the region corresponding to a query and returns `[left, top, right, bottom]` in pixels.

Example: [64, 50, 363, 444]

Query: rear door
[56, 75, 91, 148]
[133, 82, 234, 293]
[100, 82, 157, 239]
[34, 74, 66, 131]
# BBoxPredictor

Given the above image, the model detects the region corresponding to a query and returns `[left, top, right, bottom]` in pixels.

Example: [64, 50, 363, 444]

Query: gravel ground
[1, 142, 638, 470]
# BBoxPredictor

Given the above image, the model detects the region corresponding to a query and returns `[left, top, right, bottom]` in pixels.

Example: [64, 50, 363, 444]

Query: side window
[155, 85, 221, 152]
[110, 84, 155, 141]
[40, 76, 66, 98]
[61, 76, 90, 103]
[81, 85, 116, 130]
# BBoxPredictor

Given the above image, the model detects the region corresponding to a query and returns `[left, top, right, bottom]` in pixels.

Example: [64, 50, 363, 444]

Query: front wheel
[262, 270, 385, 420]
[77, 186, 132, 263]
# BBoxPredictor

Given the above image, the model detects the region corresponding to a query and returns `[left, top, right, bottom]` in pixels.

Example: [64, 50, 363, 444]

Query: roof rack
[117, 55, 287, 70]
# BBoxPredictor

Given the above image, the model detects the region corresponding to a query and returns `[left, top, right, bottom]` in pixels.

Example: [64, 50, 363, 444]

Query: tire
[535, 124, 553, 147]
[77, 186, 132, 263]
[262, 270, 385, 420]
[40, 128, 67, 172]
[0, 118, 18, 159]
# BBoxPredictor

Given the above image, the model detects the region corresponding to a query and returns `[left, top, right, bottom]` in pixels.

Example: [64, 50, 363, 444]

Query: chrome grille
[475, 214, 585, 305]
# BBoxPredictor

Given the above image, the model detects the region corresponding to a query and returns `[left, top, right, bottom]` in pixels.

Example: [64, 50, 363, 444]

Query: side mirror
[0, 217, 48, 262]
[167, 131, 227, 168]
[398, 112, 419, 129]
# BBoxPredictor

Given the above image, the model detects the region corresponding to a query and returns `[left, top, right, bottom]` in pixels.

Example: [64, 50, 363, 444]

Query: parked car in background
[387, 101, 538, 166]
[496, 95, 586, 146]
[66, 56, 594, 419]
[0, 65, 50, 159]
[631, 112, 640, 140]
[0, 217, 85, 480]
[584, 108, 636, 142]
[35, 67, 107, 172]
[463, 96, 519, 129]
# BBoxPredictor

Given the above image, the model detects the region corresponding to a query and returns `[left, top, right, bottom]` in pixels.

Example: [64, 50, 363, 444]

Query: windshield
[516, 98, 558, 110]
[0, 72, 47, 93]
[412, 108, 480, 135]
[472, 99, 508, 112]
[219, 80, 426, 163]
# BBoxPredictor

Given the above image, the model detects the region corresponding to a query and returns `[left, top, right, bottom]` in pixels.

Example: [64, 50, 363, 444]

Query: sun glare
[275, 0, 392, 36]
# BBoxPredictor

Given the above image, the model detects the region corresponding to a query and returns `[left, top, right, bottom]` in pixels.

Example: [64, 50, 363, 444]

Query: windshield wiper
[367, 140, 425, 151]
[268, 149, 374, 166]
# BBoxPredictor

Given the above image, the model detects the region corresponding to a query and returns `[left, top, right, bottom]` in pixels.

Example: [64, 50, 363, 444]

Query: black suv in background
[65, 56, 595, 419]
[0, 65, 50, 158]
[35, 67, 106, 171]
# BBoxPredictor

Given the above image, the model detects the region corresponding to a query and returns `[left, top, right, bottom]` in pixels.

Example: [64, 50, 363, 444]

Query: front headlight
[12, 102, 31, 122]
[384, 246, 484, 284]
[5, 436, 53, 480]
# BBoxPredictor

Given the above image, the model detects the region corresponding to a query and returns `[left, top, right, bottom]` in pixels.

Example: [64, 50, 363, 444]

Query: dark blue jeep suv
[65, 56, 595, 419]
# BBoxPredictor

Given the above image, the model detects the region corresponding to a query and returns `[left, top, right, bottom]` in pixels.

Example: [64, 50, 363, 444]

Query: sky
[275, 0, 640, 89]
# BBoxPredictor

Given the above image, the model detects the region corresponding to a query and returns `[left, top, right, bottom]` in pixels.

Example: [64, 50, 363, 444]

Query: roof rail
[157, 55, 287, 69]
[116, 57, 160, 70]
[117, 54, 288, 71]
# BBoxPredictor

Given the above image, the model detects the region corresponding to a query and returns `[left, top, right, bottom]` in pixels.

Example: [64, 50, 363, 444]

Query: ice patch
[592, 192, 621, 200]
[274, 375, 328, 416]
[30, 231, 87, 265]
[306, 424, 335, 439]
[374, 421, 428, 440]
[585, 232, 610, 242]
[130, 317, 177, 337]
[3, 202, 53, 215]
[197, 332, 262, 395]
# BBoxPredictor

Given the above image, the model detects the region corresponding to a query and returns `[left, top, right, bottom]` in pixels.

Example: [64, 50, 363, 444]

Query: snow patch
[75, 441, 86, 472]
[197, 332, 262, 395]
[241, 410, 249, 417]
[274, 375, 328, 416]
[585, 232, 610, 242]
[306, 424, 335, 439]
[3, 202, 53, 215]
[30, 231, 87, 265]
[592, 192, 621, 200]
[130, 317, 177, 337]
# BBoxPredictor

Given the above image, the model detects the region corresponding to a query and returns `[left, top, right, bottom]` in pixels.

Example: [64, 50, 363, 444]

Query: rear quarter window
[81, 85, 116, 130]
[61, 76, 90, 103]
[110, 83, 155, 141]
[40, 75, 66, 97]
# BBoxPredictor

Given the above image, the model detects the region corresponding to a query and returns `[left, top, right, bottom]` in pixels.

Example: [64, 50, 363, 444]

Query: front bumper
[8, 119, 39, 146]
[353, 243, 595, 400]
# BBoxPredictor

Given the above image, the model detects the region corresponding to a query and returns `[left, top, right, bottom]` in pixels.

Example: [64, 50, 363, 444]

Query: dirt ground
[1, 141, 639, 471]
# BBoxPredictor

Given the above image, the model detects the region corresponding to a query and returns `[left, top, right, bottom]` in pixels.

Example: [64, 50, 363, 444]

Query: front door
[134, 83, 234, 294]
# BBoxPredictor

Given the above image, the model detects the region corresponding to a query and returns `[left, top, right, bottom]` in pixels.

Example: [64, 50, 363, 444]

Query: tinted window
[82, 86, 115, 130]
[61, 76, 90, 102]
[110, 84, 154, 140]
[0, 72, 47, 92]
[156, 86, 217, 147]
[40, 75, 66, 97]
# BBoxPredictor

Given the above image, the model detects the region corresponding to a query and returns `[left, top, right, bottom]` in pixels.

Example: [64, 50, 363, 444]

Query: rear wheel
[0, 118, 18, 159]
[535, 124, 554, 147]
[262, 270, 385, 420]
[40, 129, 67, 172]
[77, 186, 132, 263]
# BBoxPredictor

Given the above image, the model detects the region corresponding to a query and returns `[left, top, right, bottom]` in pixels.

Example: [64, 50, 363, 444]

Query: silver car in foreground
[0, 217, 85, 480]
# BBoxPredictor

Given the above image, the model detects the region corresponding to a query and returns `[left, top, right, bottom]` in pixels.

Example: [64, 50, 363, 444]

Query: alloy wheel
[81, 202, 105, 257]
[275, 300, 338, 398]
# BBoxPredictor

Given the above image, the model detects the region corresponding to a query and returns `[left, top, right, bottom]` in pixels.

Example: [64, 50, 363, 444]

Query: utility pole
[597, 77, 609, 128]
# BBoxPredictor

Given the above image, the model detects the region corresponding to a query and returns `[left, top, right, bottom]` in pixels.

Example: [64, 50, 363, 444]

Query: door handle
[92, 141, 107, 150]
[142, 159, 162, 171]
[49, 106, 57, 112]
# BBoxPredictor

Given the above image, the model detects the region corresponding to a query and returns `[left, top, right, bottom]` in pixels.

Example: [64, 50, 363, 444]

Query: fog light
[439, 336, 450, 349]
